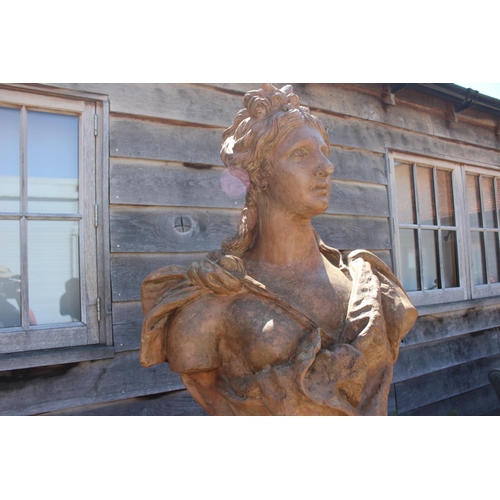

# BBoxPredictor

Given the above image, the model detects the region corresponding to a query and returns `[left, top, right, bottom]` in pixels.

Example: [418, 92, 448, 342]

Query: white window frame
[0, 86, 112, 370]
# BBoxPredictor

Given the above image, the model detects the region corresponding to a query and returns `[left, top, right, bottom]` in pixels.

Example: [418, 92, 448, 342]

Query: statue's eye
[292, 148, 307, 158]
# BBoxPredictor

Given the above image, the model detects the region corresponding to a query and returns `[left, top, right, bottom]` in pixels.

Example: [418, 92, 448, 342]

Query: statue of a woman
[140, 84, 417, 415]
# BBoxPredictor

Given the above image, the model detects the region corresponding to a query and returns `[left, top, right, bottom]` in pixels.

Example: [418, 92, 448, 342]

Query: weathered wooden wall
[2, 83, 500, 416]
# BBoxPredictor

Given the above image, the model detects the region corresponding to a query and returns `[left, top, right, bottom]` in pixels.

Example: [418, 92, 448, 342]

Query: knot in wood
[173, 216, 193, 233]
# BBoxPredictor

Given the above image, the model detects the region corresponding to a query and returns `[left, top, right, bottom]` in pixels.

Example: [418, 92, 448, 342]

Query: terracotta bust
[140, 84, 418, 415]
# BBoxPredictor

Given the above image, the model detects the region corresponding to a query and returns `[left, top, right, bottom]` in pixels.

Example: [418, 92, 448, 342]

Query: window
[390, 152, 500, 307]
[464, 168, 500, 299]
[0, 86, 111, 369]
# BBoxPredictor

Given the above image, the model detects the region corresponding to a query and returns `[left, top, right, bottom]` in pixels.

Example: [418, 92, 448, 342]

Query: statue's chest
[223, 278, 351, 372]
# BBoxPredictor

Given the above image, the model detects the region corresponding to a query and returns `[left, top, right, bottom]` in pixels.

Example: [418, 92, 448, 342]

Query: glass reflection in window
[27, 111, 79, 214]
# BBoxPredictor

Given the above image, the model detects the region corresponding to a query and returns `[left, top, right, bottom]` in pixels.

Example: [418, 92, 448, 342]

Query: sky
[455, 83, 500, 100]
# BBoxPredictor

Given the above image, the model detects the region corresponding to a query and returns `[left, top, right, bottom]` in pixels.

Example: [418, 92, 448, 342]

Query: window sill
[0, 344, 115, 372]
[415, 294, 500, 317]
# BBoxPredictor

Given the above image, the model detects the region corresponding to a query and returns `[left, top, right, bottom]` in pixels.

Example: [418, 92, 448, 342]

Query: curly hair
[219, 84, 330, 256]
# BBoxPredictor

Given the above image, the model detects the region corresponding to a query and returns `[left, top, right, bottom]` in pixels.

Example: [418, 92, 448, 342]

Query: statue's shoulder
[345, 249, 418, 346]
[140, 252, 246, 369]
[345, 249, 402, 286]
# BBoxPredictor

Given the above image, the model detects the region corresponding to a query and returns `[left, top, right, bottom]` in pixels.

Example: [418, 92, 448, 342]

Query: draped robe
[140, 242, 417, 416]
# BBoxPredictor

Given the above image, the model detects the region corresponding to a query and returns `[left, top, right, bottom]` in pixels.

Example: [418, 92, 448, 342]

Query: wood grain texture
[110, 206, 240, 253]
[394, 352, 500, 414]
[312, 214, 391, 251]
[405, 303, 500, 346]
[208, 83, 499, 145]
[110, 160, 245, 209]
[111, 252, 207, 302]
[110, 110, 500, 171]
[330, 148, 387, 185]
[40, 389, 207, 416]
[0, 325, 92, 355]
[0, 345, 114, 371]
[317, 111, 500, 167]
[393, 328, 500, 383]
[329, 180, 388, 217]
[110, 116, 223, 165]
[292, 83, 500, 149]
[0, 350, 183, 415]
[399, 383, 500, 416]
[112, 301, 142, 352]
[49, 83, 242, 128]
[110, 206, 391, 253]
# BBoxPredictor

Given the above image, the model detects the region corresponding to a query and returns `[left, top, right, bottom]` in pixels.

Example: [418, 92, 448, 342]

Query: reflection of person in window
[0, 266, 37, 328]
[60, 278, 81, 322]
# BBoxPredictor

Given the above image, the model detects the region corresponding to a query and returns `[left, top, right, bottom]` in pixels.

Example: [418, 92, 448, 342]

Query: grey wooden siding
[2, 83, 500, 415]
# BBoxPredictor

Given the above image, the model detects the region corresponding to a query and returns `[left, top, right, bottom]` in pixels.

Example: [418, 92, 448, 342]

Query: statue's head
[220, 84, 330, 189]
[219, 84, 332, 257]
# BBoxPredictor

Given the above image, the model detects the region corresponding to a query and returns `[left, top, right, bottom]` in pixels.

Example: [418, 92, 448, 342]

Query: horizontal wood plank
[111, 160, 245, 209]
[112, 301, 143, 352]
[317, 111, 500, 168]
[394, 352, 500, 414]
[110, 206, 391, 253]
[292, 83, 499, 150]
[0, 345, 114, 371]
[110, 111, 500, 173]
[203, 83, 499, 147]
[329, 180, 388, 217]
[399, 383, 500, 416]
[40, 389, 207, 416]
[330, 148, 387, 185]
[110, 206, 240, 253]
[0, 350, 183, 415]
[313, 214, 391, 251]
[110, 116, 224, 165]
[48, 83, 242, 128]
[405, 303, 500, 346]
[111, 252, 207, 302]
[393, 328, 500, 383]
[0, 325, 92, 355]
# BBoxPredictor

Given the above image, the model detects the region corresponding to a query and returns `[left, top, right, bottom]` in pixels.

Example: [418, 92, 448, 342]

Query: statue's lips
[311, 183, 330, 195]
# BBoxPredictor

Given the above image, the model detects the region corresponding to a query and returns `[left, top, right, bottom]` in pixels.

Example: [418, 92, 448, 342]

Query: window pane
[421, 230, 439, 290]
[28, 220, 81, 325]
[470, 231, 487, 285]
[417, 166, 436, 225]
[395, 162, 416, 224]
[482, 177, 496, 229]
[0, 107, 20, 213]
[467, 174, 482, 228]
[399, 229, 420, 291]
[485, 232, 500, 284]
[0, 220, 21, 328]
[27, 111, 79, 214]
[436, 169, 455, 226]
[442, 230, 459, 288]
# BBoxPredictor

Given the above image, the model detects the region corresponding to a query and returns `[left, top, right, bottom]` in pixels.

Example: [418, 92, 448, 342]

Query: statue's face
[267, 124, 334, 219]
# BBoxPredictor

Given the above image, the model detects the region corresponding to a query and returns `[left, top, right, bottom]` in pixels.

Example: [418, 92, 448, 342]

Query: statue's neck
[243, 206, 323, 270]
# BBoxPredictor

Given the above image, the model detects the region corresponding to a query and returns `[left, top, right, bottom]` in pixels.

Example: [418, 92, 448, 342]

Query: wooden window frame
[0, 85, 113, 370]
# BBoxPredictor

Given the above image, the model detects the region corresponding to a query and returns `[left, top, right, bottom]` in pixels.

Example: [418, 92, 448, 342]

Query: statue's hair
[220, 84, 330, 256]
